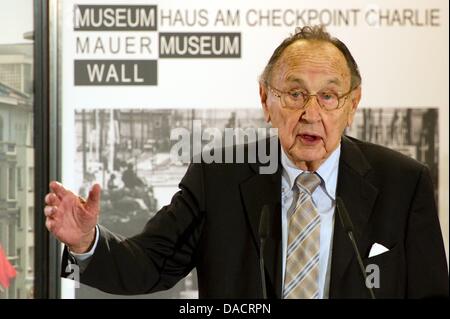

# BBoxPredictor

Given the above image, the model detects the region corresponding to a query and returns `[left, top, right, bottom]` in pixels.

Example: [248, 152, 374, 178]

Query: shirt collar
[281, 144, 341, 199]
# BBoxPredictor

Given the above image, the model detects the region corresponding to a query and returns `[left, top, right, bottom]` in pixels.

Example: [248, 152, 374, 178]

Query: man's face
[260, 40, 361, 171]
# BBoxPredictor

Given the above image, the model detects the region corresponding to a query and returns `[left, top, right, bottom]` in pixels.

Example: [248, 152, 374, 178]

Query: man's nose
[301, 95, 322, 122]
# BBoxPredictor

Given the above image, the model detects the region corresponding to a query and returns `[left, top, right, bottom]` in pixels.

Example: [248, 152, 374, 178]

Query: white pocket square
[368, 243, 389, 258]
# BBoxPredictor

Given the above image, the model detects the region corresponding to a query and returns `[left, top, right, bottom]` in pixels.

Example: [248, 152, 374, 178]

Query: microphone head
[336, 197, 354, 234]
[259, 205, 271, 240]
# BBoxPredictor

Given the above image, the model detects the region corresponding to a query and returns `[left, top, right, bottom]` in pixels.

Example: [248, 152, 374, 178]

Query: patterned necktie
[283, 172, 321, 299]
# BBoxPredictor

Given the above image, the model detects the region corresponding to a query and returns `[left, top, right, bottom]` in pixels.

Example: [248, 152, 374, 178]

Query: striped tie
[283, 172, 321, 299]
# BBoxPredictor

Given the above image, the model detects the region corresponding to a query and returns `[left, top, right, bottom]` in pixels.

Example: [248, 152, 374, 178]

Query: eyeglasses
[267, 84, 354, 111]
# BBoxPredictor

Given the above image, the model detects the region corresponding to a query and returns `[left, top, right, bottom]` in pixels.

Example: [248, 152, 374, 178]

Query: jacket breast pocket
[364, 244, 399, 266]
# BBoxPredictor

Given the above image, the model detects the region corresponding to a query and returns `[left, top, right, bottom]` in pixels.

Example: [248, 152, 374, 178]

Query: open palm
[45, 182, 101, 252]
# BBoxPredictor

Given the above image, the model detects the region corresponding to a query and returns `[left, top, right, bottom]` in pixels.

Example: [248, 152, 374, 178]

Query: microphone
[258, 205, 270, 299]
[335, 197, 376, 299]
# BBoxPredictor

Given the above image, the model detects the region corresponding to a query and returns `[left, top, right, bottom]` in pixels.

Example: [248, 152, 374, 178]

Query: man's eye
[320, 92, 336, 100]
[289, 91, 303, 99]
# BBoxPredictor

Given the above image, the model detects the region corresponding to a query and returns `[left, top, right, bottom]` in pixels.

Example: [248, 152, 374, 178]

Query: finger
[45, 193, 61, 206]
[45, 218, 54, 232]
[86, 183, 102, 212]
[49, 181, 69, 200]
[44, 205, 57, 218]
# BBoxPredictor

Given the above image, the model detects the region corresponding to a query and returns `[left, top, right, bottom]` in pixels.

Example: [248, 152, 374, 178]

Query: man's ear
[347, 85, 361, 127]
[259, 83, 271, 123]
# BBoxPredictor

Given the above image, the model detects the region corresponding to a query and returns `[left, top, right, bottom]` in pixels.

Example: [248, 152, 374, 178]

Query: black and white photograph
[345, 108, 439, 196]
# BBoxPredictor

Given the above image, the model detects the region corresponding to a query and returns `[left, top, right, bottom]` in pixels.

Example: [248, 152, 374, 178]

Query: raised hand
[44, 181, 101, 253]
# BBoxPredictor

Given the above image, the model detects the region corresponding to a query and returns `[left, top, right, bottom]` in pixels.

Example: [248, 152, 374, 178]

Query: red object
[0, 244, 17, 289]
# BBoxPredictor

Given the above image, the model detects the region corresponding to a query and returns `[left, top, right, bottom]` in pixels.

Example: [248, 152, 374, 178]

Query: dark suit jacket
[63, 136, 449, 298]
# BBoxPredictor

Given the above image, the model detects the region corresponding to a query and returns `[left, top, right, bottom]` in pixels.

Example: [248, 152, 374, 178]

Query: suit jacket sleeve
[61, 163, 206, 295]
[406, 165, 448, 298]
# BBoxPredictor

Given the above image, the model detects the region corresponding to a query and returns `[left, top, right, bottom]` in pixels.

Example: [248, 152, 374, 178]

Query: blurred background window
[0, 0, 34, 299]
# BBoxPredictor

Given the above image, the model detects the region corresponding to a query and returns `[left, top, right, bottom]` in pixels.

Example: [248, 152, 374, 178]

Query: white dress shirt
[69, 225, 99, 262]
[281, 145, 340, 299]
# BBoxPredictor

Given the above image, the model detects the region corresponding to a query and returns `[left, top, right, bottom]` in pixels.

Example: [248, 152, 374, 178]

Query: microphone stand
[336, 197, 376, 299]
[259, 205, 270, 299]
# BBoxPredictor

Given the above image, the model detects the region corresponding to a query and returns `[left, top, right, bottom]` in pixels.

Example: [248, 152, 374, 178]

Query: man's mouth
[297, 133, 322, 145]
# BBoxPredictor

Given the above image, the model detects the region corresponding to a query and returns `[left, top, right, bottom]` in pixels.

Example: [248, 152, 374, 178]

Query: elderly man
[44, 26, 448, 298]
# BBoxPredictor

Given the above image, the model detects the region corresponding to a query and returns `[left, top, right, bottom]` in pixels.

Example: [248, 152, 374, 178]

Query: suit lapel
[237, 136, 379, 298]
[239, 157, 283, 299]
[329, 136, 379, 297]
